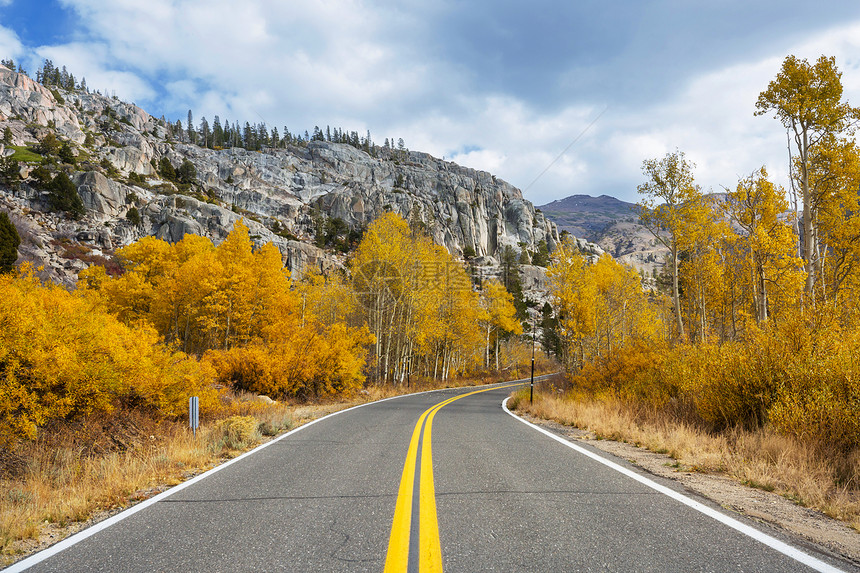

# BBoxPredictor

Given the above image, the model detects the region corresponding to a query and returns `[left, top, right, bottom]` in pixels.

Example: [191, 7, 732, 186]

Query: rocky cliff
[0, 64, 558, 285]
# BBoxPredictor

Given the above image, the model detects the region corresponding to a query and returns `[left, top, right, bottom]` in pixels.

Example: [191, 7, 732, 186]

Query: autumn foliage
[0, 266, 216, 444]
[83, 220, 374, 401]
[2, 213, 529, 444]
[546, 54, 860, 461]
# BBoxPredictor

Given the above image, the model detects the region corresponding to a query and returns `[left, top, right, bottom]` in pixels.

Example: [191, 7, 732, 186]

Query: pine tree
[186, 110, 194, 143]
[212, 115, 223, 147]
[199, 116, 210, 148]
[0, 211, 20, 273]
[47, 172, 85, 219]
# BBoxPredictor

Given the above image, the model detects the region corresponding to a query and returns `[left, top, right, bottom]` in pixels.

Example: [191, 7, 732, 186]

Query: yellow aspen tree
[350, 212, 412, 383]
[637, 149, 704, 340]
[756, 55, 859, 296]
[547, 237, 597, 372]
[808, 136, 860, 314]
[676, 196, 730, 343]
[725, 168, 805, 325]
[478, 279, 522, 370]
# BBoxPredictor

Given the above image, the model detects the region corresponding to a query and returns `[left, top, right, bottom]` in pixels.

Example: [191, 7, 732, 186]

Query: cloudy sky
[2, 1, 860, 205]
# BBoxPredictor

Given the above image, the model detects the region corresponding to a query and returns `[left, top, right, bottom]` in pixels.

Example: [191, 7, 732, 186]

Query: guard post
[189, 396, 199, 437]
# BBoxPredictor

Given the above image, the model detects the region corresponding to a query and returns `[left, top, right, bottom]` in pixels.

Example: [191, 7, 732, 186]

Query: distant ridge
[538, 194, 638, 243]
[538, 193, 666, 274]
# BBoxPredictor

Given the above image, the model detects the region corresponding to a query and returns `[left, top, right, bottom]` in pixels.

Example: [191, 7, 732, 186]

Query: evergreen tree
[0, 156, 18, 185]
[58, 142, 76, 165]
[48, 172, 85, 219]
[199, 116, 211, 148]
[532, 239, 550, 267]
[186, 110, 194, 143]
[177, 159, 197, 185]
[212, 115, 223, 147]
[243, 122, 254, 149]
[126, 206, 141, 226]
[0, 211, 20, 273]
[158, 157, 177, 181]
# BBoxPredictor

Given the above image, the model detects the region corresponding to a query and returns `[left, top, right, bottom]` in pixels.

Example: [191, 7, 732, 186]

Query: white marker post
[189, 396, 199, 437]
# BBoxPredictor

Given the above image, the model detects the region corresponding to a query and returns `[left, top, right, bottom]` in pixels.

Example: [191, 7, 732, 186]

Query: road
[5, 379, 855, 572]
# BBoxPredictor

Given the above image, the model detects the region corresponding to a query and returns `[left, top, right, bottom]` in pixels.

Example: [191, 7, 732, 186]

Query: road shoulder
[516, 412, 860, 568]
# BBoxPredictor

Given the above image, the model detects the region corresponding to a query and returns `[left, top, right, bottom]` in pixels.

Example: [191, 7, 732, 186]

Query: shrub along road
[5, 380, 854, 573]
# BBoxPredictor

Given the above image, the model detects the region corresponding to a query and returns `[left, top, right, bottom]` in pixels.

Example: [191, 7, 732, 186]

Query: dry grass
[0, 371, 535, 565]
[509, 389, 860, 532]
[0, 400, 311, 564]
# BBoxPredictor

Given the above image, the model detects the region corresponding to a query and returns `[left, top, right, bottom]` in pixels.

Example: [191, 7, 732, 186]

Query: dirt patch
[522, 413, 860, 568]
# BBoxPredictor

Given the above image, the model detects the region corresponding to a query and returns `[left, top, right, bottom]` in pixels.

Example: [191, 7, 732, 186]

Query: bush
[569, 314, 860, 451]
[214, 416, 260, 450]
[0, 268, 219, 444]
[126, 206, 141, 226]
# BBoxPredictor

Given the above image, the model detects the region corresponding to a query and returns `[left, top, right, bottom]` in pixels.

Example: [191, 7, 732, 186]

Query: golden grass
[509, 389, 860, 531]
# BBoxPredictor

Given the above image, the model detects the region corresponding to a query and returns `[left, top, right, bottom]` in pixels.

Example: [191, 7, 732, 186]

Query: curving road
[5, 379, 855, 573]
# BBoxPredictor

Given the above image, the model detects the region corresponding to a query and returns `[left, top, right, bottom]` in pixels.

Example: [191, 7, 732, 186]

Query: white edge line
[501, 397, 847, 573]
[4, 381, 519, 573]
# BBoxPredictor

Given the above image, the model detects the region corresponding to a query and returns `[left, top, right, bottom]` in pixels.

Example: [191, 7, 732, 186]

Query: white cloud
[0, 25, 22, 61]
[20, 3, 860, 207]
[34, 42, 155, 103]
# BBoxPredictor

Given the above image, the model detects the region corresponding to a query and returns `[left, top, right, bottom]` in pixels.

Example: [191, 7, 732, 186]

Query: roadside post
[530, 312, 536, 404]
[189, 396, 199, 437]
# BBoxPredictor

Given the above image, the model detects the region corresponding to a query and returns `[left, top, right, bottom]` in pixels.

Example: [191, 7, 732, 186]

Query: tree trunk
[800, 128, 816, 296]
[671, 239, 684, 339]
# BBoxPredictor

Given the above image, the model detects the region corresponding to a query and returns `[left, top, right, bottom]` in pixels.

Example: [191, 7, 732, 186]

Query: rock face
[0, 64, 559, 283]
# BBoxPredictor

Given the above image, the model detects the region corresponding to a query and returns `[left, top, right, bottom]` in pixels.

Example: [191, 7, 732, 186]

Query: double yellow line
[383, 383, 522, 573]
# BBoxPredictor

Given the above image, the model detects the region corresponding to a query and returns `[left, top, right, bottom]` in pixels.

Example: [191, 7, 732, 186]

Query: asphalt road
[6, 380, 856, 573]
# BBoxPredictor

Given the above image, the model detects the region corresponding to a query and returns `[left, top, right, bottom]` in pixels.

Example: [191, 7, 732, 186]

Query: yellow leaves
[85, 219, 373, 402]
[755, 55, 854, 133]
[205, 323, 373, 400]
[91, 220, 301, 353]
[480, 279, 521, 337]
[548, 239, 658, 372]
[0, 268, 216, 443]
[351, 212, 487, 382]
[723, 168, 805, 326]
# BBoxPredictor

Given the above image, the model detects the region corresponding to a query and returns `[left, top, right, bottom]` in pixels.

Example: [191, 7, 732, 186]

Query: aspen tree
[756, 55, 859, 296]
[637, 150, 703, 340]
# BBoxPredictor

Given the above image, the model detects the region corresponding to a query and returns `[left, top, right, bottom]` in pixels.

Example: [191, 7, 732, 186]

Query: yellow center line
[384, 383, 523, 573]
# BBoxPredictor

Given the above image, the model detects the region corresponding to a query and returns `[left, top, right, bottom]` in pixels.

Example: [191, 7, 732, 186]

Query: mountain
[538, 194, 666, 274]
[0, 64, 558, 286]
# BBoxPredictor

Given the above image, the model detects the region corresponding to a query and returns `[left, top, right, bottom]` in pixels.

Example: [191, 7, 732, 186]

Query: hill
[538, 194, 666, 274]
[0, 64, 557, 286]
